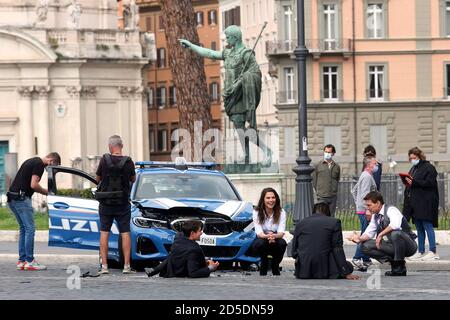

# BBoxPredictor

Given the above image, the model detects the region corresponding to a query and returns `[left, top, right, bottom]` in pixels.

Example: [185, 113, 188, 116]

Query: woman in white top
[250, 188, 287, 276]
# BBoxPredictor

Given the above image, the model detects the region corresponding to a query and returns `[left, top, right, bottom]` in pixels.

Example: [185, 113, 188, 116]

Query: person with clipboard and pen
[401, 147, 440, 261]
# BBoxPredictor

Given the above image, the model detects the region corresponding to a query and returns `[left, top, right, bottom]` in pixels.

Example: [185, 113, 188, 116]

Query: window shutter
[146, 17, 152, 31]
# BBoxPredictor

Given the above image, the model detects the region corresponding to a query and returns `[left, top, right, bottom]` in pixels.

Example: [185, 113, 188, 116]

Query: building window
[196, 11, 204, 26]
[323, 126, 341, 156]
[284, 67, 295, 103]
[210, 82, 219, 102]
[322, 66, 338, 101]
[446, 64, 450, 98]
[171, 124, 179, 149]
[158, 129, 168, 152]
[368, 65, 385, 100]
[223, 6, 241, 29]
[367, 3, 384, 38]
[159, 16, 164, 30]
[169, 86, 177, 106]
[157, 86, 166, 108]
[323, 4, 337, 50]
[370, 125, 388, 159]
[283, 5, 293, 50]
[157, 48, 165, 68]
[147, 87, 154, 109]
[149, 126, 155, 152]
[208, 10, 217, 25]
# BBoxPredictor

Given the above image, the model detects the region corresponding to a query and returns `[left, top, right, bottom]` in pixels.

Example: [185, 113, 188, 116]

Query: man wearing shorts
[96, 135, 136, 274]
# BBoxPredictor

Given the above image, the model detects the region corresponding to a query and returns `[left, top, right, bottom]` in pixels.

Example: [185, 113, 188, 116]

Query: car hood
[133, 198, 253, 220]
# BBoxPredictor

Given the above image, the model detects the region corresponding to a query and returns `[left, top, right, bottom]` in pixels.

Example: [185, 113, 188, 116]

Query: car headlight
[132, 217, 169, 229]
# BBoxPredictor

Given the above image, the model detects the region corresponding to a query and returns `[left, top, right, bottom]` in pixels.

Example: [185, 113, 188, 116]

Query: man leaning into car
[96, 135, 136, 274]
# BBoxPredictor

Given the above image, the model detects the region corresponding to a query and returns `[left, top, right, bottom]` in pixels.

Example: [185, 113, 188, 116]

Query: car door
[47, 166, 119, 250]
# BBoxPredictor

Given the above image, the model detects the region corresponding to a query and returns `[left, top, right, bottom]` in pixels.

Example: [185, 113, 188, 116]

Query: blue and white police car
[47, 158, 258, 269]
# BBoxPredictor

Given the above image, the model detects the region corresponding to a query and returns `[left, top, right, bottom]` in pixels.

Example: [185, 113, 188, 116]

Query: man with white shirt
[348, 191, 417, 276]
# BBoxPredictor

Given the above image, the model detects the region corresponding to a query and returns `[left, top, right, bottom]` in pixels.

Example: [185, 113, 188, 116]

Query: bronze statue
[179, 24, 271, 167]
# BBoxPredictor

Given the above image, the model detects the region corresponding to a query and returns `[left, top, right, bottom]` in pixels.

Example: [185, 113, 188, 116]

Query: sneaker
[98, 265, 109, 275]
[363, 260, 373, 268]
[407, 252, 425, 260]
[421, 252, 440, 261]
[16, 261, 25, 270]
[23, 260, 47, 271]
[351, 258, 368, 272]
[122, 265, 136, 274]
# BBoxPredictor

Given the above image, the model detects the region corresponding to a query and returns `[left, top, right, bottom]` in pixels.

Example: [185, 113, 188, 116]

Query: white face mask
[411, 159, 420, 166]
[372, 164, 379, 173]
[324, 152, 333, 161]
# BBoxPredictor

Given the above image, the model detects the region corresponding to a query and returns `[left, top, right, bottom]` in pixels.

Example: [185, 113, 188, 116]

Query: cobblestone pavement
[1, 260, 449, 300]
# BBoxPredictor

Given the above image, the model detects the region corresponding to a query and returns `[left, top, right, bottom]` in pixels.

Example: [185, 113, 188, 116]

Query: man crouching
[147, 220, 220, 278]
[347, 191, 418, 276]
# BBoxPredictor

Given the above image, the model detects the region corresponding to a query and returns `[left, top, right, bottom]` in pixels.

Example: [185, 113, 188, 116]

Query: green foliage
[56, 188, 95, 199]
[48, 37, 59, 49]
[0, 207, 48, 230]
[96, 44, 110, 51]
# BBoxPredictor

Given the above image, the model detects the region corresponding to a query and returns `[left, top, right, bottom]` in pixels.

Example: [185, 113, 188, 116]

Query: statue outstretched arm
[179, 39, 223, 60]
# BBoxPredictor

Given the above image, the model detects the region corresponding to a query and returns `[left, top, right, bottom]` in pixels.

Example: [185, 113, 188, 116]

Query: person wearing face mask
[350, 156, 378, 271]
[363, 145, 382, 191]
[312, 144, 341, 217]
[402, 147, 440, 261]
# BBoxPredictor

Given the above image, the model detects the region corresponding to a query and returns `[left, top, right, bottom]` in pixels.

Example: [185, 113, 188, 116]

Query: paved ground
[2, 242, 450, 259]
[1, 243, 450, 300]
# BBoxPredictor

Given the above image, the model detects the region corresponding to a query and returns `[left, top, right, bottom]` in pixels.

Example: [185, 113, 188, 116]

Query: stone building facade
[0, 0, 149, 194]
[267, 0, 450, 184]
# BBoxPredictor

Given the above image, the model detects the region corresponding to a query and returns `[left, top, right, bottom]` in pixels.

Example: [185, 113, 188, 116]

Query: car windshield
[133, 173, 239, 201]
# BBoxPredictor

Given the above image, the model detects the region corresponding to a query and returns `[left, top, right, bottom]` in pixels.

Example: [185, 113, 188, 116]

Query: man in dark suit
[146, 220, 219, 278]
[291, 203, 359, 280]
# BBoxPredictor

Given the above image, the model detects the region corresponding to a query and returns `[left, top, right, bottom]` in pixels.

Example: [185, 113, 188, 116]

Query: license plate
[197, 235, 216, 246]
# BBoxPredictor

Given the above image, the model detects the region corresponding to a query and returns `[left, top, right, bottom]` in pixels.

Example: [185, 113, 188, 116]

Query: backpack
[95, 154, 131, 206]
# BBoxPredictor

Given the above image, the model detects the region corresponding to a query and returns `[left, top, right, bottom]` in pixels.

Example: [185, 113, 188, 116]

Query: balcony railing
[266, 38, 352, 55]
[320, 89, 343, 102]
[277, 91, 298, 104]
[367, 89, 390, 101]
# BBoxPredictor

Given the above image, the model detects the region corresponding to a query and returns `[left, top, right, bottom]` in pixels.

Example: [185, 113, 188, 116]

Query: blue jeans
[415, 219, 436, 253]
[8, 199, 35, 263]
[353, 214, 371, 262]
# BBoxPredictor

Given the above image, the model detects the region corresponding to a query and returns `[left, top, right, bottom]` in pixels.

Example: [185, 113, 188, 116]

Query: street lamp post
[292, 0, 314, 225]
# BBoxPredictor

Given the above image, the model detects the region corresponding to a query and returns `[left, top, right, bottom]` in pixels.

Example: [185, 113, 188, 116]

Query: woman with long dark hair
[249, 188, 287, 276]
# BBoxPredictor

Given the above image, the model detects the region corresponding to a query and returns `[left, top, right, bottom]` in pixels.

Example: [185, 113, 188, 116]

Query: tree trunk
[160, 0, 213, 161]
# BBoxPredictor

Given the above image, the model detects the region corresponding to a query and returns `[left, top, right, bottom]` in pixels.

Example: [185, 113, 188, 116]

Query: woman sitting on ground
[249, 187, 287, 276]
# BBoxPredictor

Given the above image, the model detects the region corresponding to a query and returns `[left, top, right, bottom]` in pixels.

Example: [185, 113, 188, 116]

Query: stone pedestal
[227, 173, 285, 206]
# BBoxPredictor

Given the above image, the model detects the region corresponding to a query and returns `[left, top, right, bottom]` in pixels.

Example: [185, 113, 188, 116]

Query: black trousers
[250, 238, 287, 265]
[361, 231, 417, 262]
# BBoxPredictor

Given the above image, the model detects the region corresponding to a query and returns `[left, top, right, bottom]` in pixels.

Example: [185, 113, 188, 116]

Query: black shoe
[385, 260, 407, 276]
[259, 258, 268, 276]
[271, 263, 281, 276]
[145, 267, 158, 277]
